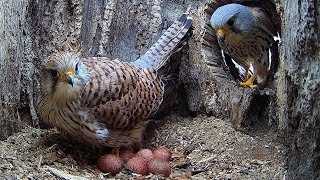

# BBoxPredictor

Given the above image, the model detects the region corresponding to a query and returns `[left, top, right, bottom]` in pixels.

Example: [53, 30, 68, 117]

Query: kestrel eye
[75, 62, 79, 71]
[50, 69, 58, 78]
[227, 19, 234, 26]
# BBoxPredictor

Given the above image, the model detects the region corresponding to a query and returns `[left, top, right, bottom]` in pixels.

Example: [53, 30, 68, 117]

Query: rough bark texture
[279, 0, 320, 179]
[1, 0, 319, 178]
[0, 0, 38, 140]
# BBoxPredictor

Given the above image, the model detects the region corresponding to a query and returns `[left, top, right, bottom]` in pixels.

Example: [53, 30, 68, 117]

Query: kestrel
[210, 3, 277, 89]
[37, 11, 192, 153]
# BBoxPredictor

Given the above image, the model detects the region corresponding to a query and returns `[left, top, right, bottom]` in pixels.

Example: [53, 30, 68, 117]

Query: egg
[153, 146, 172, 161]
[136, 148, 154, 162]
[148, 158, 171, 177]
[97, 154, 123, 175]
[126, 155, 148, 175]
[119, 147, 135, 163]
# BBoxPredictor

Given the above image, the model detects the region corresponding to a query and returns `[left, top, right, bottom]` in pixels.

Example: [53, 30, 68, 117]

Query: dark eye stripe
[75, 63, 79, 71]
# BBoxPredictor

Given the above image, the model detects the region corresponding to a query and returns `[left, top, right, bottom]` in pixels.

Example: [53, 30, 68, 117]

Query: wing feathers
[250, 7, 277, 38]
[81, 58, 163, 131]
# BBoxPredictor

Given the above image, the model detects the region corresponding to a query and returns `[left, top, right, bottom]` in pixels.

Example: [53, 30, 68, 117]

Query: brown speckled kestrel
[37, 11, 192, 154]
[210, 3, 277, 89]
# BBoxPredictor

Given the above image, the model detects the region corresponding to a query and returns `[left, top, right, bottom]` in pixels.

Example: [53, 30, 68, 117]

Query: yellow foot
[240, 81, 257, 89]
[112, 147, 120, 157]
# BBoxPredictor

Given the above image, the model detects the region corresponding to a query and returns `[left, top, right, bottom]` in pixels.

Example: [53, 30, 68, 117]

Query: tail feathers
[132, 9, 193, 70]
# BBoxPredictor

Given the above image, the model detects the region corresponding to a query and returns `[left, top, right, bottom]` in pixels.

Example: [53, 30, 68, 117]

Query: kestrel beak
[61, 71, 75, 87]
[216, 28, 225, 42]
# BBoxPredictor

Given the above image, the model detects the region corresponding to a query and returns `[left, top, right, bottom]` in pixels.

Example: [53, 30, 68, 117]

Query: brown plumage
[37, 11, 192, 149]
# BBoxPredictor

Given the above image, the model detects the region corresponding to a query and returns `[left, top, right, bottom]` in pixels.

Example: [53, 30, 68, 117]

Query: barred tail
[132, 9, 193, 70]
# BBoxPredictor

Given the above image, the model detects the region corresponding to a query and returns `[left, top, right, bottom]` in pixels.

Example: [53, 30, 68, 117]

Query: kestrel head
[210, 3, 255, 42]
[40, 52, 90, 102]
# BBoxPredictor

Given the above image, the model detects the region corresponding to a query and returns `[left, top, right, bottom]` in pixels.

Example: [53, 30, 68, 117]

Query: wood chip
[46, 166, 89, 180]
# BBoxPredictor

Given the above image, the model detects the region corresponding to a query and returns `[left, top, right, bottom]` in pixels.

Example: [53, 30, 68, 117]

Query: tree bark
[278, 0, 320, 179]
[0, 0, 38, 139]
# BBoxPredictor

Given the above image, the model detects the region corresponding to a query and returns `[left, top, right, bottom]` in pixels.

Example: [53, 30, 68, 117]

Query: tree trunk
[0, 0, 38, 139]
[278, 0, 320, 179]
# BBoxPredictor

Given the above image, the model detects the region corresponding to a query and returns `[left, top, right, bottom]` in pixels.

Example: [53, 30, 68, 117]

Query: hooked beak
[63, 71, 74, 87]
[216, 28, 225, 42]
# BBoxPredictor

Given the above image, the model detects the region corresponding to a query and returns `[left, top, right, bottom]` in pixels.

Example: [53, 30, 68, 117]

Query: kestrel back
[37, 10, 193, 149]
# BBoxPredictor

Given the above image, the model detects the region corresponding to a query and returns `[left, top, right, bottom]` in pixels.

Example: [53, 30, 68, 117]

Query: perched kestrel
[210, 3, 277, 89]
[37, 11, 192, 153]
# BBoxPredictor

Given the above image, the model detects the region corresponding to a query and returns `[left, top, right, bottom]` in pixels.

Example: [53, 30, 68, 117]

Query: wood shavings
[46, 166, 88, 180]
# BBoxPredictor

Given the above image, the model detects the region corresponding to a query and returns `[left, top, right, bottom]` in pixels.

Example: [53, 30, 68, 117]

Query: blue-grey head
[210, 4, 255, 42]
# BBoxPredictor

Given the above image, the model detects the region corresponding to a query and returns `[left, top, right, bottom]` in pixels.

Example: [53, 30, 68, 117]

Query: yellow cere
[217, 28, 225, 36]
[59, 69, 76, 81]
